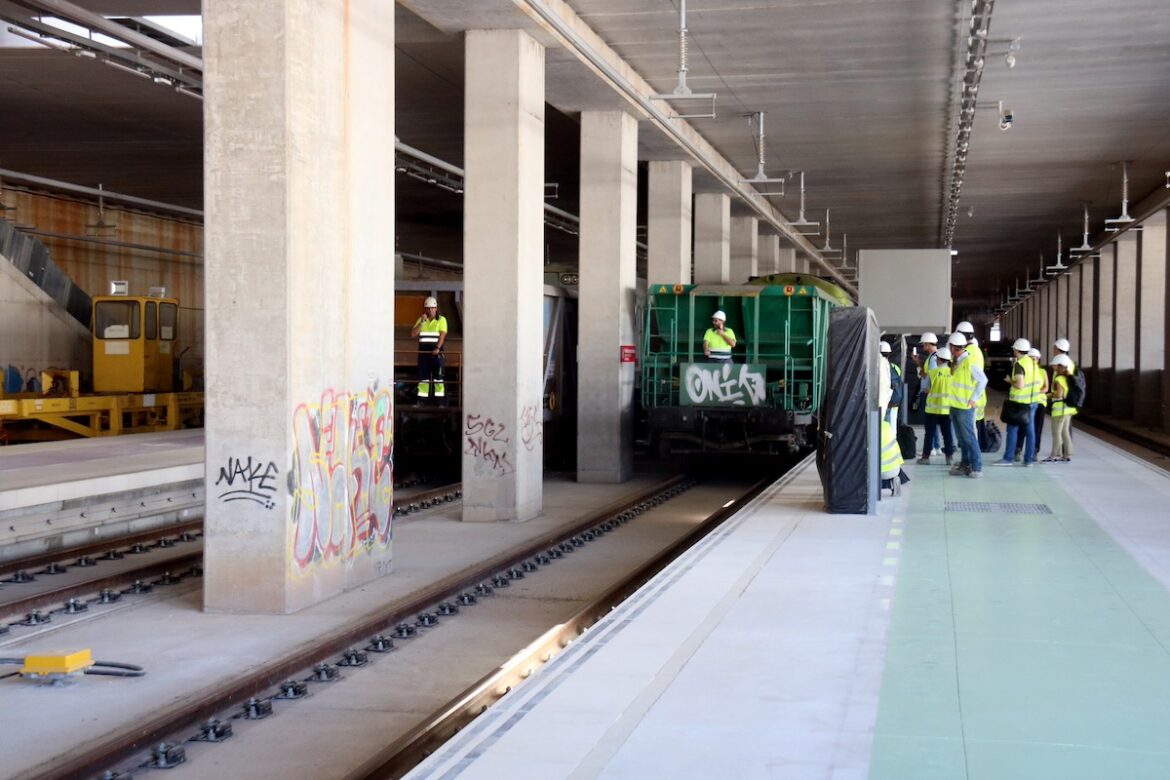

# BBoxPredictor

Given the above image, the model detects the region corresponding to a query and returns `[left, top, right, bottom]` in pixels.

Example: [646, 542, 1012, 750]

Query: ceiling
[2, 0, 1169, 317]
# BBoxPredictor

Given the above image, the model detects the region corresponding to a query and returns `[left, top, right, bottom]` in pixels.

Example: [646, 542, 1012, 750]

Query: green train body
[640, 273, 852, 455]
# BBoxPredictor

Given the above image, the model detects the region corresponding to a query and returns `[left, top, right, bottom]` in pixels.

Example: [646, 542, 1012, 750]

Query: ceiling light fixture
[102, 58, 151, 80]
[5, 25, 72, 52]
[649, 0, 716, 119]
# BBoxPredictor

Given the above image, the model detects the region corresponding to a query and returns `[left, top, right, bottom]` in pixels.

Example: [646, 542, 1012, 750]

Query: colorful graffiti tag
[290, 385, 393, 572]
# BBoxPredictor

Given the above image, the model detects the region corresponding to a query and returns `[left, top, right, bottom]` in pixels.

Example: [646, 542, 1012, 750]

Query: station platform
[0, 430, 205, 563]
[408, 427, 1170, 780]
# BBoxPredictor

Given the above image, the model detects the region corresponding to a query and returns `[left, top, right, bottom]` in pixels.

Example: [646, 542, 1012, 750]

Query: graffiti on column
[464, 413, 515, 475]
[215, 456, 279, 509]
[520, 402, 543, 452]
[290, 385, 393, 572]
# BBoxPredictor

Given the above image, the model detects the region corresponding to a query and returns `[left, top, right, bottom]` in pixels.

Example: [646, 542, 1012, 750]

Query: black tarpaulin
[817, 307, 879, 514]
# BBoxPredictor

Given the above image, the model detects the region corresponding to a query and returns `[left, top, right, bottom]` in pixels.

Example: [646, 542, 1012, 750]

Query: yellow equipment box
[21, 649, 94, 676]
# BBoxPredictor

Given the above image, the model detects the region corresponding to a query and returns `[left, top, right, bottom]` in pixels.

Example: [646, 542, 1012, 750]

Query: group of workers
[902, 322, 1079, 483]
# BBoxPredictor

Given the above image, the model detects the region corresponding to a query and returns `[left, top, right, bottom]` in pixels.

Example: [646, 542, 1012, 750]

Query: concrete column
[203, 0, 396, 613]
[577, 111, 637, 483]
[1068, 265, 1082, 364]
[694, 192, 730, 284]
[729, 216, 759, 283]
[647, 160, 692, 285]
[1082, 257, 1096, 370]
[1137, 212, 1166, 427]
[1114, 234, 1138, 417]
[462, 29, 545, 521]
[777, 246, 797, 274]
[1055, 274, 1069, 351]
[758, 233, 781, 275]
[796, 254, 811, 274]
[1096, 247, 1115, 413]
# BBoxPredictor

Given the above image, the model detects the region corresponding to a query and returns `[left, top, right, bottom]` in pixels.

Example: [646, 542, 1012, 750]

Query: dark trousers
[1016, 405, 1046, 457]
[417, 352, 445, 400]
[923, 413, 955, 458]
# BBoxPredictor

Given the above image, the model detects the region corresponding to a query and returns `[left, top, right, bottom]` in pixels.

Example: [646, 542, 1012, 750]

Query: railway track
[0, 482, 464, 633]
[12, 474, 768, 780]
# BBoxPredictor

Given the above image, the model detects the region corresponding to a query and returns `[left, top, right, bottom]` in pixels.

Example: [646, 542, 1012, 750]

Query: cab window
[94, 300, 140, 340]
[145, 301, 158, 340]
[159, 303, 178, 341]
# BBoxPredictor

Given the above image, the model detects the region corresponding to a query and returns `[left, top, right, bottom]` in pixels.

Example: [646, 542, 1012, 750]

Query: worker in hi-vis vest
[411, 296, 447, 402]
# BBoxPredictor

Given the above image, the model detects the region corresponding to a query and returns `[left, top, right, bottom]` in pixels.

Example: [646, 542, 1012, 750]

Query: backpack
[980, 421, 1002, 453]
[889, 364, 905, 408]
[1064, 371, 1087, 409]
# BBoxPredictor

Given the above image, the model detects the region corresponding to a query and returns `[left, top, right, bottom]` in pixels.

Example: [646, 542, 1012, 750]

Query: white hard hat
[1054, 338, 1071, 352]
[879, 341, 891, 354]
[947, 332, 968, 347]
[711, 310, 726, 322]
[1012, 338, 1031, 353]
[920, 332, 938, 344]
[1028, 348, 1042, 360]
[956, 321, 975, 334]
[423, 296, 438, 308]
[1051, 354, 1073, 368]
[936, 347, 952, 361]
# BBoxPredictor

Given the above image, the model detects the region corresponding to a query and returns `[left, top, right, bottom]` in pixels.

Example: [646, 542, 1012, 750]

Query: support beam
[757, 233, 781, 275]
[1096, 247, 1115, 414]
[729, 216, 759, 283]
[462, 29, 545, 522]
[203, 0, 396, 613]
[1137, 211, 1166, 427]
[646, 160, 692, 285]
[1082, 257, 1096, 370]
[1114, 234, 1138, 418]
[694, 192, 730, 284]
[577, 111, 637, 483]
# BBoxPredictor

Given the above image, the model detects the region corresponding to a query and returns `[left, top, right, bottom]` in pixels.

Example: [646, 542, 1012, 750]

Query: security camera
[999, 110, 1013, 130]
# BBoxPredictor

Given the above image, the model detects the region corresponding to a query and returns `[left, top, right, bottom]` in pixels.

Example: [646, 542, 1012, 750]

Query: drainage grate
[944, 501, 1052, 515]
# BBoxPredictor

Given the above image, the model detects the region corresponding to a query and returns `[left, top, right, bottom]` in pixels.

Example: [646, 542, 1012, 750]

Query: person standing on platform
[955, 321, 988, 442]
[911, 332, 941, 455]
[411, 296, 448, 403]
[918, 345, 955, 465]
[878, 341, 908, 496]
[1029, 347, 1049, 457]
[703, 311, 736, 363]
[1045, 354, 1077, 462]
[947, 332, 988, 479]
[995, 338, 1038, 467]
[880, 341, 903, 424]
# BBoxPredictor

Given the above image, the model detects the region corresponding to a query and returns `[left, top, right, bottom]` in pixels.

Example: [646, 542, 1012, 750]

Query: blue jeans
[950, 406, 981, 471]
[923, 413, 954, 458]
[1002, 402, 1037, 464]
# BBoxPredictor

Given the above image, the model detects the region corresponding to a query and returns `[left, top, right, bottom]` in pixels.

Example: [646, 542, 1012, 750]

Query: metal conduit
[1, 168, 203, 218]
[517, 0, 858, 298]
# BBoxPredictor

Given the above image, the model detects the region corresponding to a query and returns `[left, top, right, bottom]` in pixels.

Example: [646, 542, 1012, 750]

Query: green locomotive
[640, 273, 852, 456]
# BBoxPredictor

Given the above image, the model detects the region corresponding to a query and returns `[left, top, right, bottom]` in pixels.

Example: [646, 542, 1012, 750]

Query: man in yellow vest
[994, 338, 1038, 467]
[918, 345, 955, 465]
[703, 311, 737, 363]
[411, 296, 447, 402]
[947, 332, 988, 478]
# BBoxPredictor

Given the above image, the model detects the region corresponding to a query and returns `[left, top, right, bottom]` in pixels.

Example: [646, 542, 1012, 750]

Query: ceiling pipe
[13, 0, 202, 71]
[516, 0, 857, 297]
[0, 167, 202, 218]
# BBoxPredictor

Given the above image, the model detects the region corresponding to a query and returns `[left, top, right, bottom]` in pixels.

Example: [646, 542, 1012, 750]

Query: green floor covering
[869, 462, 1170, 779]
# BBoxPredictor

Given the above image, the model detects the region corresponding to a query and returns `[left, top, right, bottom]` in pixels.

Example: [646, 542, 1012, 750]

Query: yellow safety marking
[889, 528, 904, 536]
[882, 557, 899, 567]
[886, 541, 901, 551]
[657, 285, 669, 293]
[21, 649, 94, 676]
[673, 284, 685, 294]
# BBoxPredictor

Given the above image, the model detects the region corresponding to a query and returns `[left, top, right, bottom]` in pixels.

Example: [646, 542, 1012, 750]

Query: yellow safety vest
[1051, 375, 1078, 417]
[1033, 359, 1049, 406]
[967, 343, 985, 371]
[704, 327, 736, 359]
[925, 358, 951, 415]
[880, 419, 903, 479]
[948, 354, 977, 410]
[1008, 358, 1035, 404]
[417, 315, 447, 350]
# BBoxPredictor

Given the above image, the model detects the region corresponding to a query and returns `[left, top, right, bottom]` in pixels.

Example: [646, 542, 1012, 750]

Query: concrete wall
[1, 255, 91, 390]
[1136, 212, 1166, 427]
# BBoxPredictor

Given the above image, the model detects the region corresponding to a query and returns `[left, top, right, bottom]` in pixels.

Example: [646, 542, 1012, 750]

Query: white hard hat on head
[937, 347, 952, 361]
[1028, 348, 1042, 360]
[947, 332, 968, 347]
[956, 321, 975, 334]
[1054, 338, 1071, 352]
[1051, 354, 1072, 368]
[879, 341, 891, 354]
[423, 296, 438, 308]
[919, 332, 938, 344]
[1012, 338, 1031, 353]
[711, 310, 726, 322]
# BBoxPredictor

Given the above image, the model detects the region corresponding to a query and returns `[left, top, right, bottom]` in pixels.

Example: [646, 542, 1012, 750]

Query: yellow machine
[92, 291, 180, 392]
[0, 286, 202, 439]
